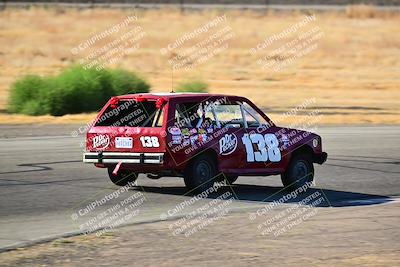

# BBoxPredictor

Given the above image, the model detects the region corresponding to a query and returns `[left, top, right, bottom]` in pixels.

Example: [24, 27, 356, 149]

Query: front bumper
[83, 152, 164, 164]
[313, 152, 328, 165]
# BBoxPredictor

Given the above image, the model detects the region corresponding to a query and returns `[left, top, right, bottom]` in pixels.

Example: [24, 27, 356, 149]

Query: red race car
[83, 93, 327, 191]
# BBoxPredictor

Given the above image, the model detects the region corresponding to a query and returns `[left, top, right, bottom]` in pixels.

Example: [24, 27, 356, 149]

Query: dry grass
[345, 4, 390, 19]
[0, 234, 114, 266]
[0, 7, 399, 125]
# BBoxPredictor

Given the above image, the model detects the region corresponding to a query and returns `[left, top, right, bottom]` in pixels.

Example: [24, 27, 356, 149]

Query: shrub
[109, 69, 150, 96]
[44, 67, 115, 115]
[175, 80, 209, 93]
[7, 66, 150, 116]
[7, 75, 49, 115]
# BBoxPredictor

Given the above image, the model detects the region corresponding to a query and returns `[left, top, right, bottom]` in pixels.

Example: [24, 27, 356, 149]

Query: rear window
[95, 100, 164, 127]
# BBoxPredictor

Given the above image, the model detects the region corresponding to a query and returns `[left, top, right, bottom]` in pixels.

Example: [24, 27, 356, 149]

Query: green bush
[8, 75, 49, 115]
[7, 66, 150, 116]
[44, 67, 115, 115]
[175, 80, 209, 93]
[109, 69, 150, 96]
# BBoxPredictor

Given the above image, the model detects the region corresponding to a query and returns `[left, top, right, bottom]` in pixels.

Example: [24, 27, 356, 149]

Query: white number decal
[250, 134, 268, 162]
[242, 134, 254, 162]
[242, 133, 281, 162]
[264, 134, 281, 162]
[150, 136, 160, 147]
[140, 136, 160, 148]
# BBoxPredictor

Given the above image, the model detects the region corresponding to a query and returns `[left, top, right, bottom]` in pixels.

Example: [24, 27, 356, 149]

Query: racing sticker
[172, 135, 182, 145]
[242, 133, 281, 162]
[181, 128, 190, 139]
[219, 133, 238, 155]
[198, 129, 207, 142]
[182, 139, 190, 147]
[92, 134, 110, 149]
[189, 128, 197, 135]
[169, 126, 181, 136]
[190, 135, 198, 145]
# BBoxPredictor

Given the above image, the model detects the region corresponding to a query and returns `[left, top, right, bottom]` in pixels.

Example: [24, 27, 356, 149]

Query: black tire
[281, 154, 314, 190]
[184, 154, 217, 192]
[107, 168, 137, 186]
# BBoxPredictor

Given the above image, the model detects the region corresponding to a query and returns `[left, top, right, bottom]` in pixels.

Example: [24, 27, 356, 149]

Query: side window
[174, 102, 202, 128]
[242, 102, 268, 128]
[202, 100, 218, 128]
[214, 104, 244, 128]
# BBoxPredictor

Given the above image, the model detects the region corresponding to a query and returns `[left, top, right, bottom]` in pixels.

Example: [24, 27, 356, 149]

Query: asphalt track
[0, 125, 399, 251]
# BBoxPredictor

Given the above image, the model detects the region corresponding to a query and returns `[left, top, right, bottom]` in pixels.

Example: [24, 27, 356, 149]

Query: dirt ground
[0, 7, 399, 124]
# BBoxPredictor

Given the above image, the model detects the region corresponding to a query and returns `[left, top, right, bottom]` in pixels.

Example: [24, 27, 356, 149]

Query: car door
[211, 100, 248, 172]
[240, 101, 289, 174]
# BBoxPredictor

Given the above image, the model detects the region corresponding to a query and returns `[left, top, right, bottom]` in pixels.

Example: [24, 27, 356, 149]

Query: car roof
[118, 92, 246, 101]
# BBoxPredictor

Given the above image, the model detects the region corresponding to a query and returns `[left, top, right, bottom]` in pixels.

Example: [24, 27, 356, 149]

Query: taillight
[110, 97, 119, 109]
[156, 98, 165, 109]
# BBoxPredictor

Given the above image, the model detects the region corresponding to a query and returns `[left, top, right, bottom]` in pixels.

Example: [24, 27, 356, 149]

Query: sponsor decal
[115, 137, 133, 148]
[190, 135, 198, 145]
[198, 129, 207, 142]
[93, 134, 110, 149]
[199, 134, 207, 142]
[219, 133, 238, 155]
[169, 126, 181, 136]
[189, 128, 197, 135]
[183, 139, 190, 147]
[181, 128, 190, 139]
[172, 135, 182, 145]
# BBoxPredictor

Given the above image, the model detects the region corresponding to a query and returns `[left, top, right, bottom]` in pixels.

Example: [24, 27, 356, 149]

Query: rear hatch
[86, 96, 167, 153]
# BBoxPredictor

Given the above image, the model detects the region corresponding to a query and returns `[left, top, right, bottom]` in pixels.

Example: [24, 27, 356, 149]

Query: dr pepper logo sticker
[92, 134, 110, 149]
[219, 133, 237, 155]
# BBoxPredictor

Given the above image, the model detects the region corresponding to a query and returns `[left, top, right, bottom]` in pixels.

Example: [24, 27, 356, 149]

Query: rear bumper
[83, 152, 164, 164]
[313, 152, 328, 165]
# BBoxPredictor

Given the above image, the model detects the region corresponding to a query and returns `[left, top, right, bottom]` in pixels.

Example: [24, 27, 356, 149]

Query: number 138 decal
[140, 136, 160, 148]
[242, 133, 281, 162]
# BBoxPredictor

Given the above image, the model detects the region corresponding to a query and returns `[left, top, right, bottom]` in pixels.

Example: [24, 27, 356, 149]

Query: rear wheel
[107, 168, 137, 186]
[281, 154, 314, 190]
[184, 154, 217, 192]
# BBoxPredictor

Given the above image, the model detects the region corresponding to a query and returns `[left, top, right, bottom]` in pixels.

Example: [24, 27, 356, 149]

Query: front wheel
[107, 168, 137, 186]
[281, 154, 314, 190]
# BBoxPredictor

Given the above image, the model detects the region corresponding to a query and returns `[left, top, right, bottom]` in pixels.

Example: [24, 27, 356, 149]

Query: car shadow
[134, 183, 393, 208]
